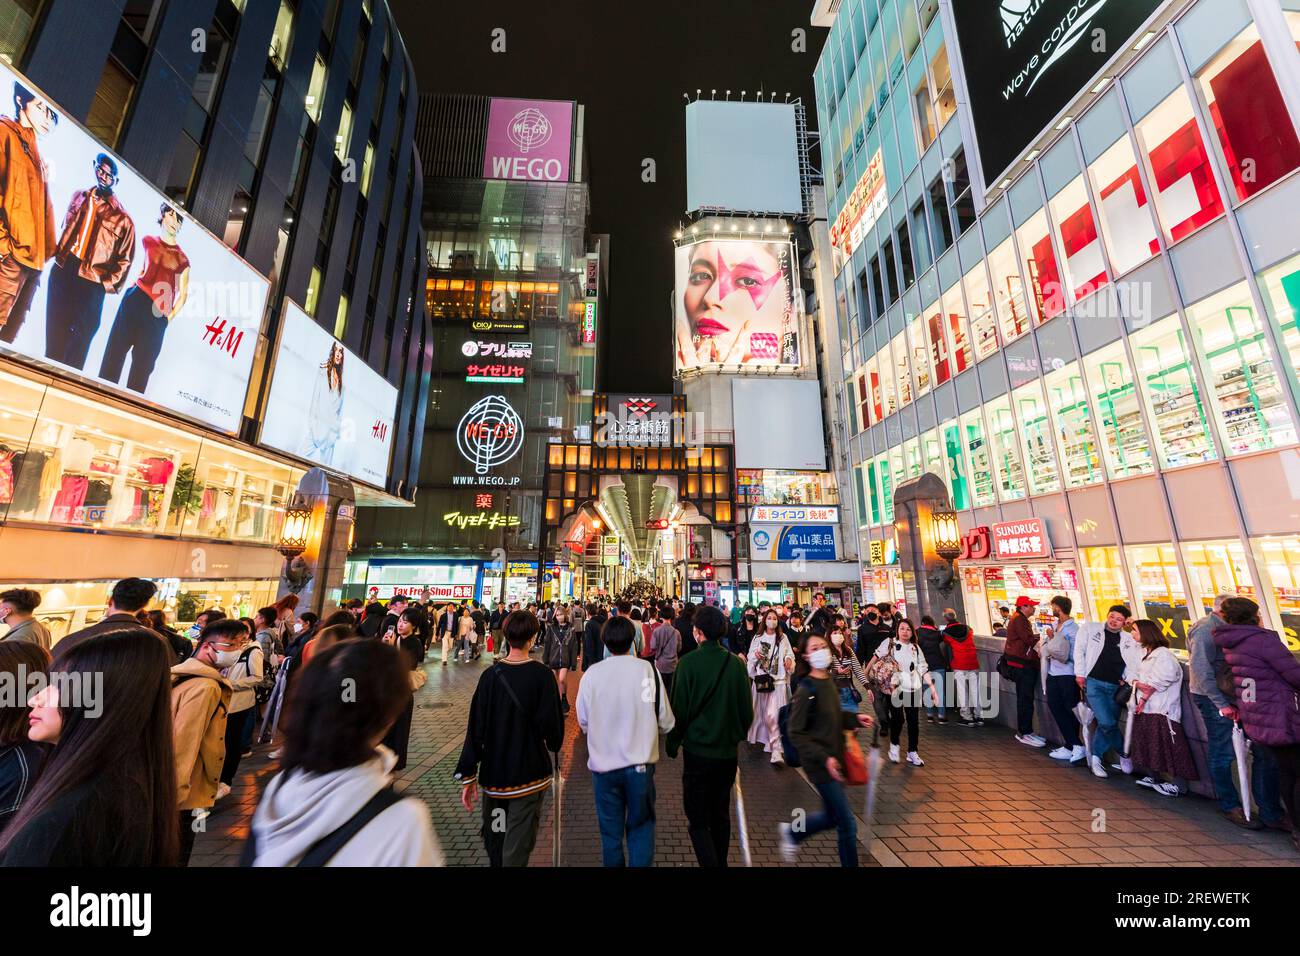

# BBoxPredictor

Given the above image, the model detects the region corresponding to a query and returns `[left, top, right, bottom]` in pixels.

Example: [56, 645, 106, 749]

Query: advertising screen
[0, 62, 270, 434]
[482, 97, 574, 183]
[685, 101, 802, 215]
[259, 301, 397, 487]
[732, 378, 827, 470]
[951, 0, 1165, 190]
[829, 149, 887, 263]
[674, 238, 800, 372]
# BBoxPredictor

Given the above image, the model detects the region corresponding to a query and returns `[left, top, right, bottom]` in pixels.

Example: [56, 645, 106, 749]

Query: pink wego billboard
[482, 98, 574, 182]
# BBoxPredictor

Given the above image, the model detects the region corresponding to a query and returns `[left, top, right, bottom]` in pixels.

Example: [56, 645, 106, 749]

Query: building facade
[0, 0, 430, 636]
[349, 92, 600, 607]
[813, 0, 1300, 649]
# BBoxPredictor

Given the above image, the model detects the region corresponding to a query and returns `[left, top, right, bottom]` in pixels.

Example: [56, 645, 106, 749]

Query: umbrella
[258, 663, 290, 744]
[1074, 696, 1094, 764]
[733, 773, 753, 867]
[551, 748, 563, 866]
[863, 724, 884, 858]
[1232, 721, 1251, 823]
[1122, 695, 1136, 758]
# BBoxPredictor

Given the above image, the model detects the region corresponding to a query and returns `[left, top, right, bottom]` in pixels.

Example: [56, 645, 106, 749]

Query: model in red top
[98, 203, 190, 394]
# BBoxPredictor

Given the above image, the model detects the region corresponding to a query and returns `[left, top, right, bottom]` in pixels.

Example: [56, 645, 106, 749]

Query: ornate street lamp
[278, 499, 314, 594]
[930, 509, 962, 562]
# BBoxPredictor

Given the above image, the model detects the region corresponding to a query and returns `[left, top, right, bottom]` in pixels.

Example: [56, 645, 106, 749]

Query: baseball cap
[1014, 595, 1038, 608]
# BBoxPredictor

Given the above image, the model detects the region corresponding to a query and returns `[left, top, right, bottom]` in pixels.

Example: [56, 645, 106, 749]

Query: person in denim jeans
[1186, 594, 1286, 829]
[917, 616, 948, 723]
[576, 616, 676, 867]
[1074, 605, 1142, 779]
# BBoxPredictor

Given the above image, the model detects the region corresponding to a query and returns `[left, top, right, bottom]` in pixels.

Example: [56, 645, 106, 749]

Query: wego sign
[456, 395, 525, 474]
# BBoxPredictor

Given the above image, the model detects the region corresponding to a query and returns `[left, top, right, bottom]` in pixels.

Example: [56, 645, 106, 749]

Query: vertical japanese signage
[582, 253, 599, 346]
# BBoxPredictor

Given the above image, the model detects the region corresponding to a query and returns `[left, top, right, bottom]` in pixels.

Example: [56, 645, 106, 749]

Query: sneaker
[241, 749, 252, 758]
[1110, 757, 1134, 775]
[957, 717, 975, 727]
[1152, 781, 1182, 797]
[888, 744, 900, 763]
[215, 782, 231, 801]
[1090, 757, 1108, 779]
[778, 823, 798, 863]
[1069, 745, 1087, 765]
[906, 751, 925, 767]
[1026, 733, 1047, 745]
[1015, 734, 1046, 748]
[1220, 808, 1264, 830]
[974, 718, 986, 726]
[935, 716, 948, 725]
[1048, 746, 1073, 760]
[1135, 776, 1158, 789]
[925, 714, 935, 723]
[267, 748, 281, 760]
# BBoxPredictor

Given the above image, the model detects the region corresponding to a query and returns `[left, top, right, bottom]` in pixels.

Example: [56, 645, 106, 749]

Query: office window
[334, 294, 348, 339]
[869, 253, 886, 318]
[928, 176, 954, 253]
[942, 419, 970, 510]
[1131, 87, 1225, 244]
[1015, 208, 1065, 325]
[1193, 22, 1300, 202]
[1048, 174, 1108, 301]
[1084, 342, 1155, 478]
[910, 201, 932, 274]
[930, 43, 956, 131]
[335, 101, 354, 163]
[305, 266, 322, 316]
[909, 315, 931, 397]
[949, 148, 977, 234]
[86, 58, 133, 146]
[924, 304, 950, 385]
[0, 0, 42, 64]
[942, 283, 972, 374]
[1258, 253, 1300, 398]
[963, 261, 999, 361]
[903, 437, 923, 481]
[269, 0, 294, 71]
[306, 56, 327, 122]
[891, 331, 912, 407]
[986, 396, 1027, 501]
[361, 141, 376, 196]
[1013, 380, 1060, 495]
[1045, 361, 1104, 487]
[865, 356, 883, 423]
[877, 346, 898, 419]
[960, 408, 996, 506]
[1131, 314, 1216, 469]
[193, 26, 230, 113]
[163, 134, 200, 204]
[882, 235, 900, 302]
[245, 79, 275, 165]
[899, 221, 917, 289]
[987, 237, 1029, 344]
[1187, 283, 1297, 455]
[913, 73, 936, 150]
[1086, 134, 1160, 277]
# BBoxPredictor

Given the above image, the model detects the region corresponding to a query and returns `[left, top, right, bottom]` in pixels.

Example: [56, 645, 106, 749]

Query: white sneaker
[1070, 745, 1087, 764]
[1090, 756, 1109, 778]
[268, 748, 281, 760]
[1015, 734, 1046, 748]
[1026, 734, 1048, 745]
[906, 751, 924, 767]
[888, 744, 900, 763]
[778, 822, 798, 863]
[1152, 781, 1182, 797]
[1048, 746, 1073, 760]
[1135, 775, 1158, 789]
[215, 782, 231, 801]
[1110, 757, 1134, 775]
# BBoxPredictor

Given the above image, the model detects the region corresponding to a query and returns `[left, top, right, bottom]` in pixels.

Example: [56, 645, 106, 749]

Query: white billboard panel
[685, 101, 802, 215]
[731, 378, 827, 470]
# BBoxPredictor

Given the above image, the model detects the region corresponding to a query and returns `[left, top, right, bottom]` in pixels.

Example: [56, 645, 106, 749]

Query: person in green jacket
[664, 604, 752, 867]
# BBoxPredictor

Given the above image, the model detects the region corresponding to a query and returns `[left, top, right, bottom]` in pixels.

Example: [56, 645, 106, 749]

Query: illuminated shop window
[923, 306, 950, 386]
[1258, 253, 1300, 401]
[985, 396, 1026, 501]
[1083, 341, 1155, 478]
[879, 450, 897, 525]
[864, 356, 884, 424]
[960, 409, 995, 507]
[1012, 380, 1060, 496]
[1182, 539, 1253, 617]
[865, 458, 881, 525]
[1130, 87, 1225, 244]
[908, 316, 932, 397]
[1015, 208, 1065, 326]
[921, 427, 947, 488]
[903, 437, 922, 482]
[942, 283, 972, 374]
[1250, 535, 1300, 651]
[1086, 133, 1160, 277]
[1048, 173, 1109, 301]
[962, 262, 999, 361]
[1126, 543, 1191, 652]
[1044, 361, 1104, 487]
[987, 237, 1029, 344]
[1081, 546, 1133, 624]
[1192, 22, 1300, 202]
[942, 419, 971, 510]
[1130, 315, 1217, 469]
[1187, 283, 1297, 455]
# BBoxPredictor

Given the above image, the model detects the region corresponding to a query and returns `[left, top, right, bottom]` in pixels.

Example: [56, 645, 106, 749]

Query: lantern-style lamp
[278, 501, 312, 558]
[931, 509, 962, 562]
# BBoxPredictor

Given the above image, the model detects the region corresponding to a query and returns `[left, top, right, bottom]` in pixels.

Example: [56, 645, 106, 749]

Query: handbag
[842, 732, 868, 786]
[1113, 682, 1132, 707]
[753, 638, 780, 694]
[410, 667, 428, 691]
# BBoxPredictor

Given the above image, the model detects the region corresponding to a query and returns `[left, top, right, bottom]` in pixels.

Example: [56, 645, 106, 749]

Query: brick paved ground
[191, 651, 1300, 868]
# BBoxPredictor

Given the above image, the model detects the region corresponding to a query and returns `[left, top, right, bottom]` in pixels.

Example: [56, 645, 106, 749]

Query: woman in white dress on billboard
[302, 342, 344, 465]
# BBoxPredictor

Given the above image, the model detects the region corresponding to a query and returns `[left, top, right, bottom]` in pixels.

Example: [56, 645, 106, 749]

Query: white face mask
[831, 633, 844, 646]
[213, 649, 242, 668]
[293, 622, 304, 633]
[808, 648, 832, 671]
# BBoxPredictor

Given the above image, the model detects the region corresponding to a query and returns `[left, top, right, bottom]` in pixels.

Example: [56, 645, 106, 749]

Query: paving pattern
[190, 650, 1300, 868]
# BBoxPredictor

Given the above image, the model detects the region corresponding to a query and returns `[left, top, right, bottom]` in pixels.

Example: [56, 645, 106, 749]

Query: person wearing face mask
[171, 619, 238, 865]
[542, 605, 578, 714]
[1074, 605, 1143, 780]
[827, 616, 870, 713]
[730, 608, 758, 659]
[746, 609, 796, 766]
[867, 619, 938, 766]
[778, 634, 874, 867]
[215, 620, 263, 801]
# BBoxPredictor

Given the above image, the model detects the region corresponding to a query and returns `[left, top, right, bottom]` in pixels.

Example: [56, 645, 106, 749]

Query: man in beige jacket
[172, 619, 239, 865]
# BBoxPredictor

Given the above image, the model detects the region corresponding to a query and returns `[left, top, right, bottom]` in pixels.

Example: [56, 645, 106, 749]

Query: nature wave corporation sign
[482, 98, 574, 182]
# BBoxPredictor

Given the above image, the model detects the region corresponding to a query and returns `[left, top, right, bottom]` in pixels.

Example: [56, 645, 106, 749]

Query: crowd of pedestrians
[1, 579, 1297, 868]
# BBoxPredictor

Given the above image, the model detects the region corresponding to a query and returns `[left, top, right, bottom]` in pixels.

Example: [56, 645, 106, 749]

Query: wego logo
[456, 395, 525, 475]
[506, 107, 553, 153]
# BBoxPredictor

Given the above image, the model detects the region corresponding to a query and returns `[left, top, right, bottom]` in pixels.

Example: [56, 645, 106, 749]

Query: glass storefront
[1126, 543, 1192, 651]
[1130, 316, 1216, 469]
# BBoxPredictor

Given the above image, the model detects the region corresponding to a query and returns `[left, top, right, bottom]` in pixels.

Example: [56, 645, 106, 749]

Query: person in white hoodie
[216, 620, 263, 800]
[1127, 619, 1198, 797]
[1073, 604, 1143, 780]
[243, 638, 443, 867]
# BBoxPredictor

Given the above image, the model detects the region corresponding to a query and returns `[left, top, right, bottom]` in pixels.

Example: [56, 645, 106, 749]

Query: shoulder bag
[753, 638, 779, 694]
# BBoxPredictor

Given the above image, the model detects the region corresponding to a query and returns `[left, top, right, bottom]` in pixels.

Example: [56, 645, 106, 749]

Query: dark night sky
[389, 0, 827, 393]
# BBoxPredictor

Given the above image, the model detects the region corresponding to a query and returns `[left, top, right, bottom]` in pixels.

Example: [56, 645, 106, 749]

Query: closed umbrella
[733, 774, 753, 867]
[1232, 721, 1252, 823]
[551, 747, 563, 866]
[1074, 694, 1094, 764]
[1122, 694, 1137, 757]
[863, 724, 884, 858]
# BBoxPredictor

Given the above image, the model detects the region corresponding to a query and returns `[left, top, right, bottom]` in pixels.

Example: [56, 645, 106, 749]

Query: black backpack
[777, 679, 815, 768]
[237, 645, 275, 705]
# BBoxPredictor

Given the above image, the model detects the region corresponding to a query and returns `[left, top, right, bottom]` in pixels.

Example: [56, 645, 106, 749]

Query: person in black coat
[856, 605, 886, 665]
[730, 610, 759, 658]
[674, 603, 699, 657]
[582, 604, 606, 671]
[358, 602, 387, 638]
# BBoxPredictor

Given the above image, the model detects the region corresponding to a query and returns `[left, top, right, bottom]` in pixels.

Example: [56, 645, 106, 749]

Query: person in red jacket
[942, 609, 982, 726]
[1003, 596, 1045, 747]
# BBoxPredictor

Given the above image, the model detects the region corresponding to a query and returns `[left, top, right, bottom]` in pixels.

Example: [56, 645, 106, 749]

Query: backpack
[866, 646, 900, 693]
[777, 679, 814, 768]
[238, 645, 275, 705]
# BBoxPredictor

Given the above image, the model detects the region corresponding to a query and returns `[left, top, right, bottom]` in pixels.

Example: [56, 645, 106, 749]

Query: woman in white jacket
[1128, 620, 1199, 798]
[868, 620, 939, 766]
[245, 638, 443, 866]
[747, 609, 795, 765]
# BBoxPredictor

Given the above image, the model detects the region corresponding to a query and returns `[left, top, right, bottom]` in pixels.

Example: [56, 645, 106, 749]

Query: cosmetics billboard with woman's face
[674, 238, 799, 372]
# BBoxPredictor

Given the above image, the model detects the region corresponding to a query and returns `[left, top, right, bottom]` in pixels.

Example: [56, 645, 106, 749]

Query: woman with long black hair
[0, 640, 50, 836]
[0, 628, 178, 865]
[382, 606, 430, 771]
